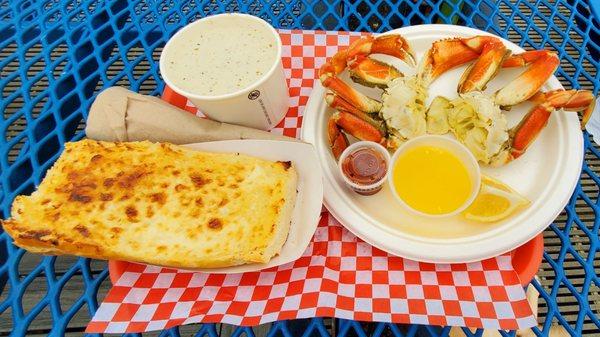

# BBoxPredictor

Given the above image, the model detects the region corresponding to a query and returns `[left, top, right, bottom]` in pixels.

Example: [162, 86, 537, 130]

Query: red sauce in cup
[341, 147, 388, 195]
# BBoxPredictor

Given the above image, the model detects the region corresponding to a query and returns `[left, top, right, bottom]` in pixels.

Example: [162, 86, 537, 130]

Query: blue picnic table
[0, 1, 599, 336]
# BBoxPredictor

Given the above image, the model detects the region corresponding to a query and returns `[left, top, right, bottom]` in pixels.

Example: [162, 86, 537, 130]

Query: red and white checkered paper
[86, 30, 536, 334]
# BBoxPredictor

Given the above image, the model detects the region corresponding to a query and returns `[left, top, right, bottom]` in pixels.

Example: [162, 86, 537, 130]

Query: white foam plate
[181, 140, 323, 273]
[301, 24, 583, 263]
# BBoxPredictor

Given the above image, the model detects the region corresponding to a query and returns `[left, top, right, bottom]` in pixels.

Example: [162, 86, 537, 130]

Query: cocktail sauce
[341, 147, 387, 195]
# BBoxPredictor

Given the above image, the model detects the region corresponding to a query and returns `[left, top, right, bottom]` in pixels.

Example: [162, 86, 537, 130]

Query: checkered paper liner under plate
[86, 29, 536, 333]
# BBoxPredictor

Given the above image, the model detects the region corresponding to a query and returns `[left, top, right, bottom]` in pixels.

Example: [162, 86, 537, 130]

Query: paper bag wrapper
[85, 87, 297, 144]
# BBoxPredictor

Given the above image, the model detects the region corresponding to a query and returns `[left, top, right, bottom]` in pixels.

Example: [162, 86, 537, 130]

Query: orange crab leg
[510, 89, 596, 159]
[458, 39, 510, 93]
[348, 57, 403, 88]
[530, 89, 597, 128]
[510, 103, 552, 159]
[494, 52, 559, 107]
[423, 35, 501, 80]
[332, 112, 384, 143]
[325, 92, 365, 116]
[326, 93, 387, 134]
[502, 50, 554, 68]
[328, 118, 349, 159]
[319, 73, 382, 113]
[347, 35, 416, 67]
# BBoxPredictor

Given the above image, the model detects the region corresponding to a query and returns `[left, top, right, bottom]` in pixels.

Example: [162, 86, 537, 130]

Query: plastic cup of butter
[387, 135, 481, 218]
[338, 141, 391, 195]
[159, 13, 289, 131]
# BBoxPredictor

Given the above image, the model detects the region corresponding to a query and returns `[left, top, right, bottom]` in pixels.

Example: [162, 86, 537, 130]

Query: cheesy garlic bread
[2, 140, 297, 268]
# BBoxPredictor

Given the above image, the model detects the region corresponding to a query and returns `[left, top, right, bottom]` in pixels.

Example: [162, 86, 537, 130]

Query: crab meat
[427, 93, 510, 166]
[427, 90, 597, 166]
[381, 77, 428, 148]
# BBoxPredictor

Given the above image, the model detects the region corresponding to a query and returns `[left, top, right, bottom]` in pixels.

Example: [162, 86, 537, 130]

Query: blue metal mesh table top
[0, 1, 599, 336]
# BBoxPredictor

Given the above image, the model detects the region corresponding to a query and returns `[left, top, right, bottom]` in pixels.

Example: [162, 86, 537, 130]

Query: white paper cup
[387, 135, 481, 218]
[160, 13, 290, 130]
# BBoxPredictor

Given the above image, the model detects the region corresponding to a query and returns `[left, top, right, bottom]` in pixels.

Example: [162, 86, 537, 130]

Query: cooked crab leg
[530, 89, 597, 127]
[457, 39, 510, 93]
[325, 92, 365, 116]
[510, 89, 596, 159]
[346, 35, 416, 67]
[328, 119, 349, 159]
[327, 111, 384, 158]
[325, 93, 386, 134]
[327, 110, 386, 159]
[422, 35, 502, 81]
[423, 37, 560, 107]
[332, 112, 384, 143]
[319, 70, 382, 113]
[502, 50, 555, 68]
[494, 52, 559, 107]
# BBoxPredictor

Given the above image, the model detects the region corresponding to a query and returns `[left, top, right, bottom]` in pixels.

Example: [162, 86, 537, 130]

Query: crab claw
[348, 58, 403, 88]
[319, 49, 349, 77]
[530, 89, 597, 128]
[328, 118, 349, 159]
[494, 52, 559, 107]
[458, 39, 510, 93]
[319, 72, 382, 113]
[422, 35, 502, 81]
[347, 35, 416, 68]
[332, 111, 384, 144]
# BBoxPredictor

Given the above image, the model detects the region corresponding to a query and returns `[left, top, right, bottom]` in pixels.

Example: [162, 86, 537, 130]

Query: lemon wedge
[463, 175, 530, 222]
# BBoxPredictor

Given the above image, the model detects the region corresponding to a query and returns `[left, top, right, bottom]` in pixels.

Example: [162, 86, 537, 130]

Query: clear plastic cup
[338, 141, 391, 195]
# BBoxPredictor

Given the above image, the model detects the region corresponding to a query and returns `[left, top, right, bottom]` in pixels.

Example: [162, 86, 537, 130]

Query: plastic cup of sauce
[338, 141, 391, 195]
[160, 13, 289, 131]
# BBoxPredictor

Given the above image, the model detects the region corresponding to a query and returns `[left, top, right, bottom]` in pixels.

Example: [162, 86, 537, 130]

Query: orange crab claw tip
[581, 95, 596, 129]
[327, 118, 339, 143]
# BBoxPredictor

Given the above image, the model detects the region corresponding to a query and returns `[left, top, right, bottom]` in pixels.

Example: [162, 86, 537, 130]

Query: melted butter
[162, 16, 278, 96]
[392, 145, 472, 215]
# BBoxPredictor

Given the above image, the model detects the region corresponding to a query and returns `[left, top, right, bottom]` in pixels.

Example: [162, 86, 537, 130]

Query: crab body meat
[380, 77, 428, 148]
